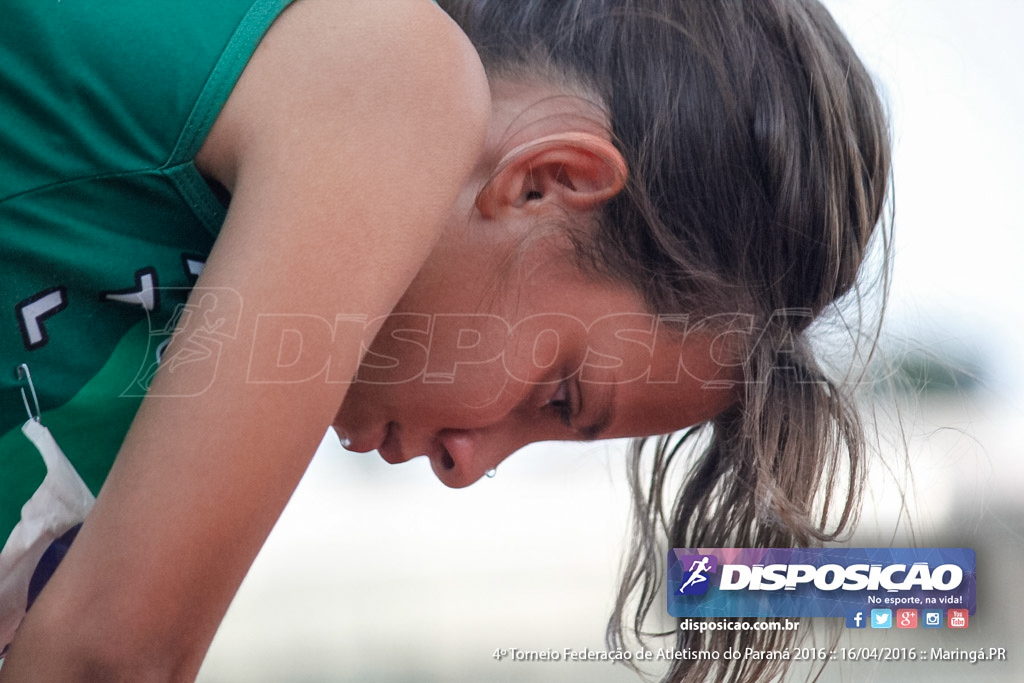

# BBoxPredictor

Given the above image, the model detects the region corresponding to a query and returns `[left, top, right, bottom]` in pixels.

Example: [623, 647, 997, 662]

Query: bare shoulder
[200, 0, 490, 190]
[197, 0, 491, 319]
[253, 0, 490, 122]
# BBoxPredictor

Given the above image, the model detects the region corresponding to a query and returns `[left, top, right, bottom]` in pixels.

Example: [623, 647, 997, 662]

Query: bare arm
[0, 1, 488, 679]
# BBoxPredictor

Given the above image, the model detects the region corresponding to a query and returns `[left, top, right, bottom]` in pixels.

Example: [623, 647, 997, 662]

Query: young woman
[0, 0, 890, 680]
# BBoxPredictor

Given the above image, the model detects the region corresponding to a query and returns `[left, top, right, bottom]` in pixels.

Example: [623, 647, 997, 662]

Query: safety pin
[16, 363, 42, 423]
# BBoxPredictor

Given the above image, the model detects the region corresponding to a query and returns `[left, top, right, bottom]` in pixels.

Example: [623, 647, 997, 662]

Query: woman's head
[334, 63, 752, 488]
[331, 84, 744, 483]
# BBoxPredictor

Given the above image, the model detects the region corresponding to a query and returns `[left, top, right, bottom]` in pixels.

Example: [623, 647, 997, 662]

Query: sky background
[828, 0, 1024, 388]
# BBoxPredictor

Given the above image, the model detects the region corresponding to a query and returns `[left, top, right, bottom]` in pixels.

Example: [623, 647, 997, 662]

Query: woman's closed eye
[544, 380, 575, 429]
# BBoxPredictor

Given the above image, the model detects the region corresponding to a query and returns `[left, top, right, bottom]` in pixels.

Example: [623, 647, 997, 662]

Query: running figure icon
[679, 556, 712, 594]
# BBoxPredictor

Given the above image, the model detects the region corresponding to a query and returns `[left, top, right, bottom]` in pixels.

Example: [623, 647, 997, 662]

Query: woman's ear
[476, 133, 627, 218]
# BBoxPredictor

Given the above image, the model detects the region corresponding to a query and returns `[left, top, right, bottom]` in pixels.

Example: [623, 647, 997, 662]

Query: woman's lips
[339, 421, 391, 455]
[376, 421, 406, 464]
[339, 438, 376, 454]
[339, 422, 407, 464]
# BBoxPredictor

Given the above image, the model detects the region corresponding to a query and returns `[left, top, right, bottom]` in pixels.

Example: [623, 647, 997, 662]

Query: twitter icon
[870, 609, 892, 629]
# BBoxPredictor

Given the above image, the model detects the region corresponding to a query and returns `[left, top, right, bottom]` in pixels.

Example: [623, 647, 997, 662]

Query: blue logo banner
[667, 548, 976, 618]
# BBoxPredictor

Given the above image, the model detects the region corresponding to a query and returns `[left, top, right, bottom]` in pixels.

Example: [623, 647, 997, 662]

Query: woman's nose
[433, 427, 525, 488]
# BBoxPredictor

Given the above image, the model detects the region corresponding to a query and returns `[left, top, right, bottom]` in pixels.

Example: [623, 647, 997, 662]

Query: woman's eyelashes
[545, 380, 575, 429]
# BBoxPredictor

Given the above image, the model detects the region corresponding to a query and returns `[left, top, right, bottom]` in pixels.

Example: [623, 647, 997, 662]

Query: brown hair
[438, 1, 892, 680]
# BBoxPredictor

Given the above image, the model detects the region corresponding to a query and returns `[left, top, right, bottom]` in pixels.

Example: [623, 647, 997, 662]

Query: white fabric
[0, 420, 95, 654]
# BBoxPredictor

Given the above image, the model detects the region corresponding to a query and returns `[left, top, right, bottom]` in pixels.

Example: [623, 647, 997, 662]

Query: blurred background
[197, 1, 1024, 681]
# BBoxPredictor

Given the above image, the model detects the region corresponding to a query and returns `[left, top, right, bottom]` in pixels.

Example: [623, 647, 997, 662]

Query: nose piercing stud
[485, 468, 497, 478]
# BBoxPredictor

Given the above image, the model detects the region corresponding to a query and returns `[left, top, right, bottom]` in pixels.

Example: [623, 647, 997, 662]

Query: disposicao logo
[676, 554, 718, 596]
[667, 548, 976, 620]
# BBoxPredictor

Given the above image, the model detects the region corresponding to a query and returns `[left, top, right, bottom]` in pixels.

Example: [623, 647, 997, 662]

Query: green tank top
[1, 0, 294, 586]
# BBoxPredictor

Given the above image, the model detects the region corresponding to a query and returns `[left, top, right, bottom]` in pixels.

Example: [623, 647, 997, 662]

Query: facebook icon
[845, 609, 867, 629]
